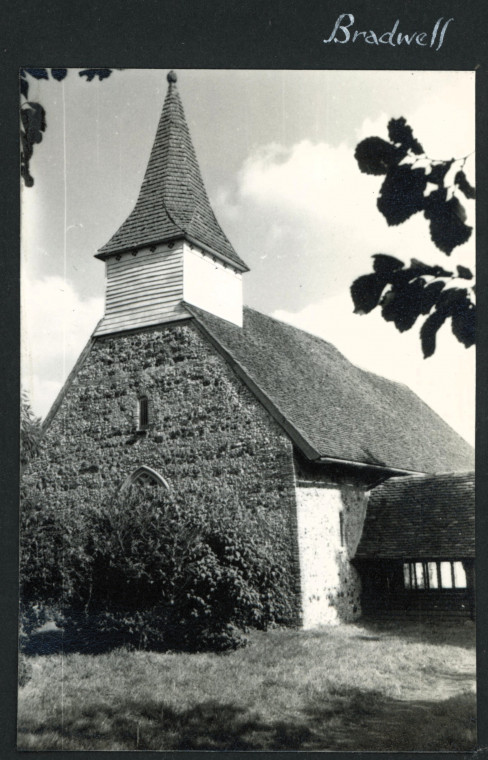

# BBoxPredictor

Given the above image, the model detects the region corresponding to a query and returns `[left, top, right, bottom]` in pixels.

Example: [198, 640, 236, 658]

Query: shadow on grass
[22, 629, 128, 657]
[358, 616, 476, 650]
[21, 629, 132, 657]
[18, 687, 476, 751]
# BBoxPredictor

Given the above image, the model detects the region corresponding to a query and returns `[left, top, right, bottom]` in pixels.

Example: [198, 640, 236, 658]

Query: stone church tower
[27, 71, 474, 629]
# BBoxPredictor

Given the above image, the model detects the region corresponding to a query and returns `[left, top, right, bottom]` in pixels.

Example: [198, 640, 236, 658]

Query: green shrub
[20, 485, 292, 652]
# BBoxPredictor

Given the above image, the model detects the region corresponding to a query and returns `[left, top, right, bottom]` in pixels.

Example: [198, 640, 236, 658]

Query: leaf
[428, 160, 453, 186]
[371, 253, 404, 275]
[437, 286, 469, 309]
[350, 273, 388, 314]
[20, 131, 33, 161]
[377, 165, 427, 225]
[21, 103, 47, 145]
[419, 280, 446, 314]
[354, 136, 399, 176]
[454, 170, 476, 200]
[420, 310, 449, 358]
[429, 263, 455, 278]
[424, 189, 472, 254]
[432, 288, 476, 348]
[387, 117, 424, 155]
[457, 265, 473, 280]
[24, 68, 49, 80]
[79, 68, 113, 82]
[380, 278, 425, 332]
[20, 161, 34, 187]
[407, 259, 444, 278]
[451, 195, 467, 223]
[451, 300, 475, 348]
[51, 68, 68, 81]
[20, 102, 46, 188]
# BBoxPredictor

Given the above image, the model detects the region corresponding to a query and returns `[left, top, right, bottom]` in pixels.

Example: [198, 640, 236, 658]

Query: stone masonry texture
[295, 485, 368, 626]
[23, 321, 302, 626]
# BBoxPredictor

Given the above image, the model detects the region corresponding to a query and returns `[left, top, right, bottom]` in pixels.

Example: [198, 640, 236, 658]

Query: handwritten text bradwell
[323, 14, 454, 51]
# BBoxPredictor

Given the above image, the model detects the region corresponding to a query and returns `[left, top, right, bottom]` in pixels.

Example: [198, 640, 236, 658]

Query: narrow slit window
[138, 396, 149, 430]
[339, 511, 344, 547]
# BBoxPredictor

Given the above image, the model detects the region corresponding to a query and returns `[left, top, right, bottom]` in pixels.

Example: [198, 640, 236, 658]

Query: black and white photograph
[18, 67, 476, 750]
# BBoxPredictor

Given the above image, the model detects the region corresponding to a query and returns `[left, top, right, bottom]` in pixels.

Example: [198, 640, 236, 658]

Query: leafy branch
[20, 68, 117, 187]
[351, 254, 475, 358]
[352, 117, 475, 356]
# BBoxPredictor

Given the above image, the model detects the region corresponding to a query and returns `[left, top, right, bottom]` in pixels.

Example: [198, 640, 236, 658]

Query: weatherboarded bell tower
[94, 71, 249, 334]
[27, 71, 474, 630]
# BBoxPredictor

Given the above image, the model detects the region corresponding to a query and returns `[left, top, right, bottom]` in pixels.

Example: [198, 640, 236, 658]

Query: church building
[27, 71, 475, 627]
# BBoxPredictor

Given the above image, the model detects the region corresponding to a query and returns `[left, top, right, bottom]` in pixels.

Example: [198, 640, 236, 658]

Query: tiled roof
[96, 74, 248, 271]
[355, 472, 475, 558]
[188, 305, 475, 474]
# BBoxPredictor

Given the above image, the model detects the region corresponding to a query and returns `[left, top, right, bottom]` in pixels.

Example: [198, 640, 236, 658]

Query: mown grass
[18, 618, 476, 751]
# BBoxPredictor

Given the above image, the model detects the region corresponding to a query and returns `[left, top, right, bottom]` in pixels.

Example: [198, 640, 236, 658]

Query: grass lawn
[17, 618, 476, 751]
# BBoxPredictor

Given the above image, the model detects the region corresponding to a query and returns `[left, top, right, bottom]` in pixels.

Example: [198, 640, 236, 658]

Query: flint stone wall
[23, 320, 301, 626]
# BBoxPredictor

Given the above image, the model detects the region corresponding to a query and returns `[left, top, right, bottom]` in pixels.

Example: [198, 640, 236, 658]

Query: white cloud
[22, 275, 103, 419]
[236, 139, 379, 231]
[219, 97, 474, 294]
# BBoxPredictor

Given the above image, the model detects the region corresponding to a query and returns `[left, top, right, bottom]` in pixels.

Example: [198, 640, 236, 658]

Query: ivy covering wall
[22, 321, 302, 635]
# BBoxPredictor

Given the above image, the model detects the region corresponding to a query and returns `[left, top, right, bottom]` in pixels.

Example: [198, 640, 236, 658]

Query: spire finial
[167, 70, 177, 84]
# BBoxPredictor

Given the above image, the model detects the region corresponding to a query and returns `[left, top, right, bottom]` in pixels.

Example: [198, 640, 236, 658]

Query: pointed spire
[96, 71, 248, 271]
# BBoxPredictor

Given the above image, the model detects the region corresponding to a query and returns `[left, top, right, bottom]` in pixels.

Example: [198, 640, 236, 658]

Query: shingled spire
[96, 71, 247, 271]
[95, 72, 247, 335]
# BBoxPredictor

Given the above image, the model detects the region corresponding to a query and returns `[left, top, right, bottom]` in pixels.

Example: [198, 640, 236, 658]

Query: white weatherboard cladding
[95, 243, 186, 335]
[183, 243, 243, 327]
[295, 485, 367, 627]
[94, 241, 244, 335]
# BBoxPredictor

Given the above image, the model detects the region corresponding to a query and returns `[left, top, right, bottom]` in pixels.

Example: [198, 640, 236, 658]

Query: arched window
[138, 395, 149, 430]
[121, 465, 170, 492]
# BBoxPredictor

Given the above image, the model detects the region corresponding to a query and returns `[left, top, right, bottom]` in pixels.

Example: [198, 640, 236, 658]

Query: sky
[21, 69, 475, 445]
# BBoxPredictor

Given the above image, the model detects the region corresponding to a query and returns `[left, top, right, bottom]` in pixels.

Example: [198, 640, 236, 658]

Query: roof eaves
[94, 232, 185, 261]
[316, 456, 425, 477]
[95, 233, 249, 272]
[184, 234, 250, 272]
